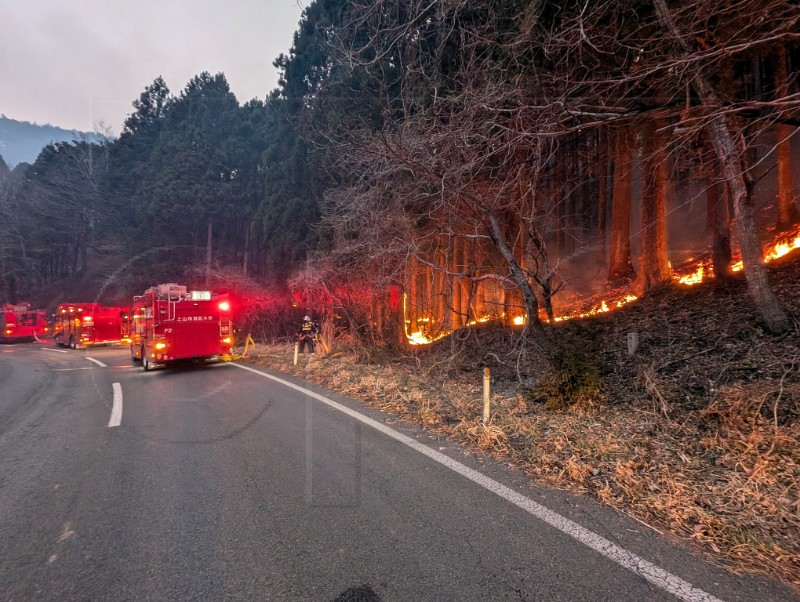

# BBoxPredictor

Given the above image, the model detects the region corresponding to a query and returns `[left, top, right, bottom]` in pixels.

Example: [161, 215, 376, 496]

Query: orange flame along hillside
[403, 224, 800, 345]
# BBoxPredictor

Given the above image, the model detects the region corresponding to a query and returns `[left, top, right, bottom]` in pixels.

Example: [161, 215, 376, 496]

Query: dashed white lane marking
[58, 522, 75, 542]
[108, 383, 123, 428]
[230, 362, 725, 602]
[86, 357, 107, 368]
[41, 348, 68, 354]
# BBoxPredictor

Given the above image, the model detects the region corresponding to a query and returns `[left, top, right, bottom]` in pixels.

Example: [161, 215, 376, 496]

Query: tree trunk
[597, 128, 610, 238]
[243, 220, 251, 276]
[407, 254, 419, 332]
[640, 120, 672, 290]
[705, 110, 789, 332]
[205, 219, 213, 288]
[652, 0, 789, 334]
[472, 238, 484, 319]
[707, 179, 733, 281]
[486, 211, 552, 354]
[435, 248, 447, 332]
[608, 126, 635, 283]
[451, 236, 464, 329]
[775, 46, 798, 232]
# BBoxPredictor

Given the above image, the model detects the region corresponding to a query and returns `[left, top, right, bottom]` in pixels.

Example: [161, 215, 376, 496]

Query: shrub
[529, 340, 604, 409]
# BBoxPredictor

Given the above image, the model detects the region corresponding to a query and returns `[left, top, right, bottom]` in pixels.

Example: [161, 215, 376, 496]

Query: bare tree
[640, 118, 672, 289]
[608, 126, 636, 284]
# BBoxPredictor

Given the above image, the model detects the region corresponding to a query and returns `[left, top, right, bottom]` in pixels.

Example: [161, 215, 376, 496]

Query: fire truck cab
[54, 303, 130, 349]
[0, 304, 49, 343]
[130, 283, 233, 371]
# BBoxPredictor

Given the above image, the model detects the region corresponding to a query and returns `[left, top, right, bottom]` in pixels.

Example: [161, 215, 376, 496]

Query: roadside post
[627, 332, 639, 356]
[294, 341, 300, 365]
[482, 367, 491, 425]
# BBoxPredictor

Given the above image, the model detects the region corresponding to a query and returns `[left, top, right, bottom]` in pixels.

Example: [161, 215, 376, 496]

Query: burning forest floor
[243, 254, 800, 588]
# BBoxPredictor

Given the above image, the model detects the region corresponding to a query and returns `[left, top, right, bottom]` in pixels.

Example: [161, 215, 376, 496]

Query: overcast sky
[0, 0, 306, 134]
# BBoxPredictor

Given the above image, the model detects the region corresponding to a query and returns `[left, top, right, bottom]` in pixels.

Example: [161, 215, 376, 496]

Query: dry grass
[240, 256, 800, 587]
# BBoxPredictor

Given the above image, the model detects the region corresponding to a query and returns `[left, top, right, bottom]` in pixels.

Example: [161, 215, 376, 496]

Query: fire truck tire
[143, 356, 150, 371]
[69, 337, 76, 350]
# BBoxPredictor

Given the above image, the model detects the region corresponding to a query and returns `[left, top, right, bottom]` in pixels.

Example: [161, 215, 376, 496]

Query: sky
[0, 0, 307, 134]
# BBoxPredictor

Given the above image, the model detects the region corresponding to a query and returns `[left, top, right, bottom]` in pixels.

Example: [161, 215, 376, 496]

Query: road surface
[0, 342, 797, 601]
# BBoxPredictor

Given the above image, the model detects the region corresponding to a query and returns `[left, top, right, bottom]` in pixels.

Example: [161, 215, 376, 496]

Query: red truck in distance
[54, 303, 131, 349]
[0, 304, 49, 343]
[129, 283, 233, 371]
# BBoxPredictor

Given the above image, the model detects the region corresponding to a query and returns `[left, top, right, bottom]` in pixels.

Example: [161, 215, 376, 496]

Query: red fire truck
[0, 304, 49, 343]
[129, 283, 233, 371]
[54, 303, 131, 349]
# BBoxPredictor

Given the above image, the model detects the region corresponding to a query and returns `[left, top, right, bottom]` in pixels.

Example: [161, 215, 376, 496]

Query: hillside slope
[249, 253, 800, 586]
[0, 115, 99, 167]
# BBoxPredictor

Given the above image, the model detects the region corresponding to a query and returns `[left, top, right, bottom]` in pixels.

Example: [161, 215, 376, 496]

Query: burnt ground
[247, 253, 800, 587]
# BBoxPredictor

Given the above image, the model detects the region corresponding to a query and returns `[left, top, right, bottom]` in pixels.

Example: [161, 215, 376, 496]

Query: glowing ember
[676, 264, 705, 285]
[512, 315, 525, 325]
[407, 330, 437, 345]
[551, 294, 638, 323]
[765, 232, 800, 262]
[467, 315, 494, 326]
[674, 225, 800, 285]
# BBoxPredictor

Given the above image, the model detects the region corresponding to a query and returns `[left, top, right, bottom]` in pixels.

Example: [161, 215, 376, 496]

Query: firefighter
[297, 314, 318, 353]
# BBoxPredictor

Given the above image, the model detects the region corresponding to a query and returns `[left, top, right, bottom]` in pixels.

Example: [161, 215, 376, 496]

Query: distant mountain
[0, 115, 101, 168]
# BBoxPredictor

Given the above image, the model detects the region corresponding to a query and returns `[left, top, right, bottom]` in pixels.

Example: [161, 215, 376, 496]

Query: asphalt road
[0, 342, 797, 602]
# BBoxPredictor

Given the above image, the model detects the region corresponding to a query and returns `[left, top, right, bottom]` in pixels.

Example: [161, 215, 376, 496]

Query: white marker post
[627, 332, 639, 356]
[482, 367, 491, 425]
[293, 341, 299, 365]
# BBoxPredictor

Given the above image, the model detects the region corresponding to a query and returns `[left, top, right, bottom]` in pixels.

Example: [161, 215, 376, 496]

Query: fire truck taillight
[83, 316, 93, 322]
[218, 301, 230, 312]
[155, 342, 167, 350]
[5, 329, 11, 335]
[222, 337, 231, 344]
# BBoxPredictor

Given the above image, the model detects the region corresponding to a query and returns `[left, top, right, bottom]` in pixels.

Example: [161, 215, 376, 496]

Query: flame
[552, 294, 637, 323]
[467, 315, 493, 326]
[674, 225, 800, 286]
[676, 263, 706, 285]
[403, 293, 451, 345]
[403, 225, 800, 344]
[406, 330, 438, 345]
[765, 231, 800, 262]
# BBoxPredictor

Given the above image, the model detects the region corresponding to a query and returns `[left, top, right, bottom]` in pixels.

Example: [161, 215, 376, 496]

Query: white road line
[41, 348, 68, 354]
[230, 362, 724, 602]
[86, 357, 107, 368]
[108, 383, 123, 428]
